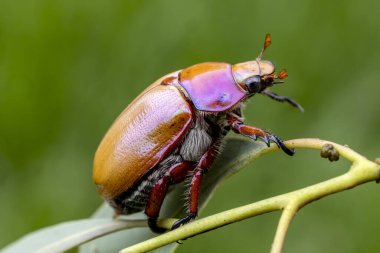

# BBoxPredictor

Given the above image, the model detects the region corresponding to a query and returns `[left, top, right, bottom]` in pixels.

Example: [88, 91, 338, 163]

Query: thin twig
[119, 138, 380, 253]
[271, 203, 298, 253]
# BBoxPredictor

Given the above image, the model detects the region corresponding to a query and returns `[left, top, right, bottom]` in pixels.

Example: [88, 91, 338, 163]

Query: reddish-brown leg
[227, 115, 295, 156]
[171, 142, 220, 230]
[145, 161, 195, 233]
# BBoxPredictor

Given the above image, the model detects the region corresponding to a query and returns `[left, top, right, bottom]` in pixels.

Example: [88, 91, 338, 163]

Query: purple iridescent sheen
[178, 62, 246, 112]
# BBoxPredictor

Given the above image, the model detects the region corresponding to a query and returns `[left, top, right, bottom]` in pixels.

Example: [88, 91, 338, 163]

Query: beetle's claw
[248, 132, 294, 156]
[268, 134, 295, 156]
[258, 135, 270, 147]
[171, 213, 197, 230]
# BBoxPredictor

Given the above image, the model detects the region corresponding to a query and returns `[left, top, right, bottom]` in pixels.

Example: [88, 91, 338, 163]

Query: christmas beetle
[93, 34, 303, 232]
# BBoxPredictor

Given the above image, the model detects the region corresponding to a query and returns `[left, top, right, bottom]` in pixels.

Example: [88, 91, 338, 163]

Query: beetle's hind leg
[145, 161, 195, 233]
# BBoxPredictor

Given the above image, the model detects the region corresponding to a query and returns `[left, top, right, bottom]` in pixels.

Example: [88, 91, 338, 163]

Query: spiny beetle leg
[172, 141, 220, 230]
[145, 162, 195, 233]
[228, 115, 294, 156]
[171, 168, 202, 230]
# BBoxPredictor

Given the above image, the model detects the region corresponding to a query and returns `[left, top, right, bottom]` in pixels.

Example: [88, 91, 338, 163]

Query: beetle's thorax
[178, 62, 247, 112]
[176, 61, 277, 113]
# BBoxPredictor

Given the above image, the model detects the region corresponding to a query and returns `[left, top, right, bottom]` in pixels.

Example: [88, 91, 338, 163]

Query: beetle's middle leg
[171, 141, 220, 230]
[227, 115, 295, 156]
[145, 161, 195, 233]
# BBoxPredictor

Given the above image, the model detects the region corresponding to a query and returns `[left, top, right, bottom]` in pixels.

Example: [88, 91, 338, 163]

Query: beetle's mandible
[93, 34, 303, 232]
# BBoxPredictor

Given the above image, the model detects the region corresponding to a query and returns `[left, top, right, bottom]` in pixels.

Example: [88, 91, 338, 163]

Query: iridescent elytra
[93, 34, 303, 232]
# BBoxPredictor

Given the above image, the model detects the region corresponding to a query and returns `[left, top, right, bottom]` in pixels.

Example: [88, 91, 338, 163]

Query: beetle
[93, 34, 303, 233]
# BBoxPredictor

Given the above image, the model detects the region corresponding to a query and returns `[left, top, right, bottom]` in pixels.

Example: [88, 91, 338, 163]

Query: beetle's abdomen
[179, 62, 246, 112]
[93, 85, 193, 200]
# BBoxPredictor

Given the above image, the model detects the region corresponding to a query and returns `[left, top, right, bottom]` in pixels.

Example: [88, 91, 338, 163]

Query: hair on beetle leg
[181, 172, 193, 213]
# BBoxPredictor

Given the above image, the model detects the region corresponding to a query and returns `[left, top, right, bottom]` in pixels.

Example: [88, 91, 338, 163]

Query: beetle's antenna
[261, 88, 304, 112]
[272, 69, 288, 84]
[257, 34, 271, 60]
[273, 69, 288, 84]
[277, 69, 288, 79]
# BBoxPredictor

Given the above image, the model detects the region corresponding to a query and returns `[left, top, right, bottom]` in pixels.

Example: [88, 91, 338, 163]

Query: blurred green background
[1, 0, 380, 252]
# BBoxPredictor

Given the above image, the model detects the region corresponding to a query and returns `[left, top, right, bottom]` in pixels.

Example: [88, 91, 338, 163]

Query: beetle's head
[232, 34, 288, 96]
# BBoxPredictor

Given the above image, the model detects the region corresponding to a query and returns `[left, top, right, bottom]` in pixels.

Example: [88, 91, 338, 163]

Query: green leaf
[0, 218, 144, 253]
[1, 137, 266, 253]
[79, 205, 167, 253]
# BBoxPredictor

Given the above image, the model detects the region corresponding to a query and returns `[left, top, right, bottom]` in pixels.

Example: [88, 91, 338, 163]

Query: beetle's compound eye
[244, 75, 262, 93]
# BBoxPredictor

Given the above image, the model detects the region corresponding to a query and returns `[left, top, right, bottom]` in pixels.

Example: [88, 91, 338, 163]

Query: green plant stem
[271, 203, 298, 253]
[119, 138, 380, 253]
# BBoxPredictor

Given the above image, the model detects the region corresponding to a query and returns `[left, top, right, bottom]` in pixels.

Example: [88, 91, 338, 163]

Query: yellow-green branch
[119, 138, 380, 253]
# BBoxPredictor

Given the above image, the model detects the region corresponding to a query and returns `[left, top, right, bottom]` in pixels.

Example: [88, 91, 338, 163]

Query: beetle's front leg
[227, 115, 295, 156]
[171, 142, 220, 230]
